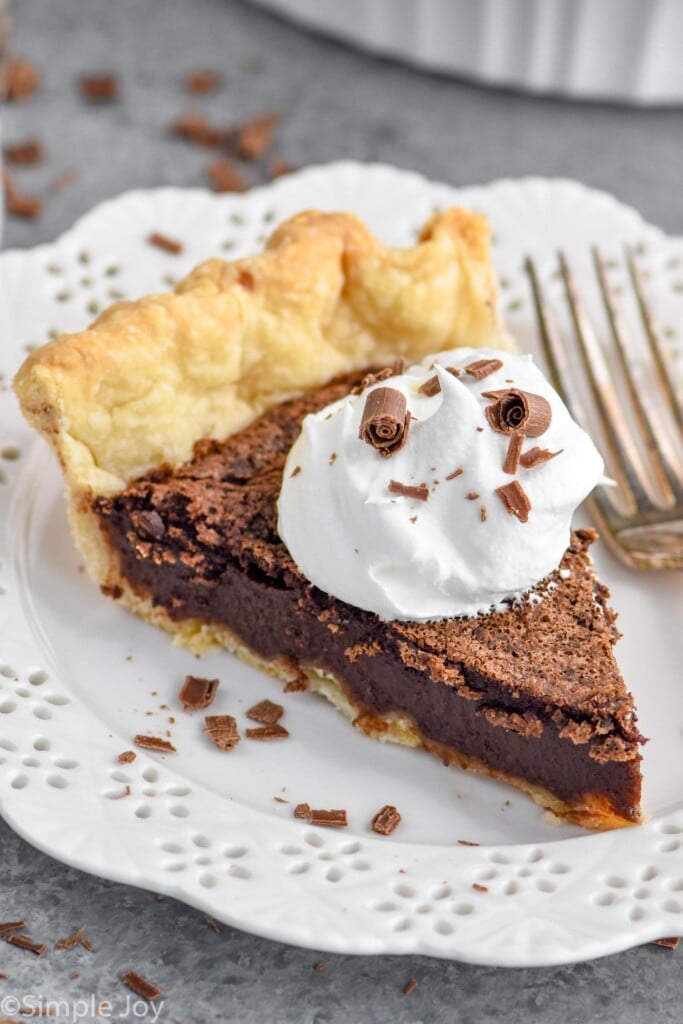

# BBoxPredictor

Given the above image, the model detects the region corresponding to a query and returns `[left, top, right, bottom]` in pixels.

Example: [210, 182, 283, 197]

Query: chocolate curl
[484, 389, 551, 437]
[359, 387, 411, 457]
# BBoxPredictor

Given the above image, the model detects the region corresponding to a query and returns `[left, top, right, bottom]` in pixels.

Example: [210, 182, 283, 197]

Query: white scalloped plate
[1, 163, 683, 967]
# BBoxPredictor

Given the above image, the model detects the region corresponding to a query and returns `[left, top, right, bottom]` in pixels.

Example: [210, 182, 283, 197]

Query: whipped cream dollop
[277, 348, 604, 621]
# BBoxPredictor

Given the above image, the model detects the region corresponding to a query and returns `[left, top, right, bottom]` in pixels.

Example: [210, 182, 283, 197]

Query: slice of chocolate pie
[14, 208, 644, 829]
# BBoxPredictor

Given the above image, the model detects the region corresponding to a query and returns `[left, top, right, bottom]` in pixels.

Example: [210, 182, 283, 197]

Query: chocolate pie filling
[94, 374, 643, 823]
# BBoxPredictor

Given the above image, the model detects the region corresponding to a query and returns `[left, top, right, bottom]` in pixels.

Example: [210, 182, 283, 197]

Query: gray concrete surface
[2, 0, 683, 1019]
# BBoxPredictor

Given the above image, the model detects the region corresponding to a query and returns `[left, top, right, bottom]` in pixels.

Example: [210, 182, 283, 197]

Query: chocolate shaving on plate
[418, 374, 441, 397]
[503, 432, 525, 475]
[485, 389, 552, 437]
[121, 971, 163, 1001]
[371, 805, 402, 836]
[457, 839, 480, 847]
[496, 480, 532, 523]
[134, 734, 177, 753]
[464, 358, 503, 380]
[147, 231, 184, 255]
[3, 171, 43, 219]
[246, 699, 284, 725]
[79, 73, 119, 102]
[294, 802, 311, 820]
[519, 446, 563, 468]
[359, 387, 411, 457]
[117, 750, 136, 765]
[480, 504, 487, 522]
[245, 724, 289, 740]
[309, 809, 348, 828]
[204, 715, 240, 751]
[465, 491, 479, 500]
[388, 480, 429, 502]
[472, 883, 489, 893]
[653, 937, 680, 950]
[446, 466, 464, 480]
[179, 675, 219, 710]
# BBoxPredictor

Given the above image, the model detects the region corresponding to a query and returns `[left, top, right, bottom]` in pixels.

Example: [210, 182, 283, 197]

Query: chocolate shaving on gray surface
[184, 69, 223, 94]
[245, 723, 289, 740]
[179, 675, 219, 710]
[464, 358, 503, 380]
[496, 480, 532, 523]
[236, 112, 281, 160]
[403, 979, 418, 996]
[653, 937, 680, 950]
[147, 231, 183, 255]
[55, 926, 86, 950]
[130, 509, 165, 540]
[446, 466, 464, 480]
[171, 110, 232, 147]
[388, 480, 429, 501]
[418, 374, 441, 397]
[503, 432, 525, 475]
[134, 734, 177, 753]
[5, 933, 48, 956]
[6, 58, 40, 101]
[204, 714, 240, 750]
[359, 386, 411, 456]
[206, 155, 246, 192]
[309, 808, 348, 827]
[485, 389, 552, 437]
[246, 699, 284, 725]
[122, 970, 163, 1000]
[4, 138, 44, 165]
[79, 73, 119, 102]
[0, 921, 27, 934]
[371, 804, 402, 836]
[519, 446, 563, 468]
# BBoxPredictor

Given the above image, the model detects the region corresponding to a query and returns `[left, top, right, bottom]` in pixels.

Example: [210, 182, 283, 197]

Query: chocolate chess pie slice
[15, 208, 644, 829]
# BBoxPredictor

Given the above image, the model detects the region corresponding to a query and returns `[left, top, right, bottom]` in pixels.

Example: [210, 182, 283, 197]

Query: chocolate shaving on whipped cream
[503, 433, 525, 475]
[464, 358, 503, 380]
[496, 480, 532, 523]
[419, 374, 441, 397]
[520, 446, 563, 468]
[359, 387, 410, 457]
[388, 480, 429, 501]
[484, 389, 551, 437]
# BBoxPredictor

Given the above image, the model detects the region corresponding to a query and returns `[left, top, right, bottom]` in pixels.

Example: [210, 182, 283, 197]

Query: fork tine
[625, 246, 683, 431]
[593, 246, 683, 506]
[525, 254, 653, 512]
[556, 250, 659, 512]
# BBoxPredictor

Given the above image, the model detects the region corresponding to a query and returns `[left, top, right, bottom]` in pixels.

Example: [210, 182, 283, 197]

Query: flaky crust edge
[14, 206, 511, 591]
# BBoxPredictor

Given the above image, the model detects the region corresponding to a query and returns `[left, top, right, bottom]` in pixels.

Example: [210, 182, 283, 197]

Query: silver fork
[525, 248, 683, 570]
